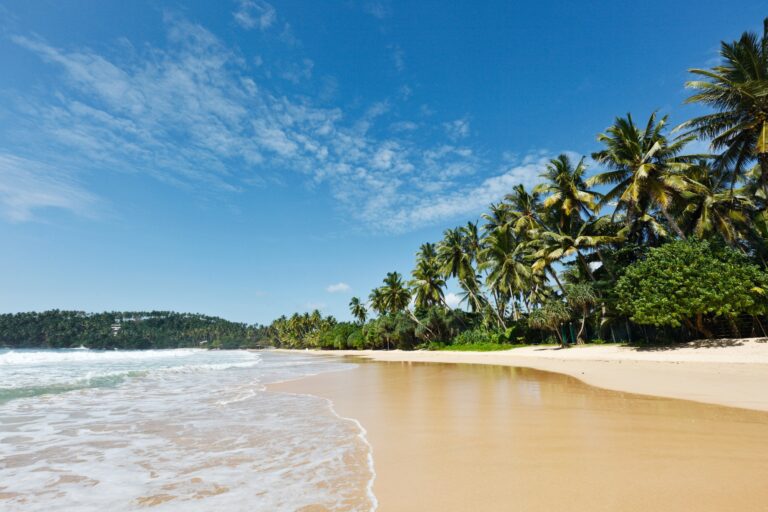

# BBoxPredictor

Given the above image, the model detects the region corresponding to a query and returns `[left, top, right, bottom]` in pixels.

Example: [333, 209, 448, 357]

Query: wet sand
[286, 340, 768, 411]
[271, 359, 768, 512]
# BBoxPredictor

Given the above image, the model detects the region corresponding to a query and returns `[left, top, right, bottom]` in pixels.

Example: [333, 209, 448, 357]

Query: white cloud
[326, 282, 351, 293]
[0, 153, 98, 222]
[5, 16, 566, 233]
[445, 292, 462, 309]
[233, 0, 276, 30]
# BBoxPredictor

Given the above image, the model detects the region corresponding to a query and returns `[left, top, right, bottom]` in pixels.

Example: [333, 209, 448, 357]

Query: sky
[0, 0, 766, 324]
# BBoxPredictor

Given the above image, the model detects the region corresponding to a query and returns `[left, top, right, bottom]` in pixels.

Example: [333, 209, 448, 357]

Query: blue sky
[0, 0, 765, 324]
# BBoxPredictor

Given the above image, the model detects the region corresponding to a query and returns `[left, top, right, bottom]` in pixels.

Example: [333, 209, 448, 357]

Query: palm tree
[410, 257, 447, 309]
[681, 19, 768, 194]
[379, 272, 411, 314]
[528, 300, 572, 347]
[436, 227, 474, 281]
[565, 283, 598, 344]
[461, 221, 481, 263]
[589, 112, 693, 240]
[529, 216, 624, 300]
[368, 288, 386, 316]
[505, 184, 543, 236]
[416, 242, 438, 262]
[349, 297, 368, 325]
[482, 202, 512, 234]
[478, 226, 531, 323]
[679, 161, 753, 244]
[535, 154, 600, 227]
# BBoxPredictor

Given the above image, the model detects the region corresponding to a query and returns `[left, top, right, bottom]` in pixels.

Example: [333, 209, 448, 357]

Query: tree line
[268, 19, 768, 350]
[0, 310, 272, 350]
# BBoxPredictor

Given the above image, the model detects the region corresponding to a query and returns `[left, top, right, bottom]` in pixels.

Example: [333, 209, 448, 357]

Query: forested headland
[0, 311, 272, 350]
[268, 20, 768, 351]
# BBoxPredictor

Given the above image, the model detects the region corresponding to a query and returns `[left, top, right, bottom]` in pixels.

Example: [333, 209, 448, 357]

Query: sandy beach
[271, 340, 768, 511]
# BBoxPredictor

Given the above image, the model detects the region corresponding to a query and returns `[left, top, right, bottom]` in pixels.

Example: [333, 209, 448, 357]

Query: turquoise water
[0, 349, 375, 511]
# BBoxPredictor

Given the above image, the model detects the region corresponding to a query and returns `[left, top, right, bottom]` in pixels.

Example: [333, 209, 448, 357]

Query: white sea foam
[0, 350, 377, 511]
[0, 348, 202, 365]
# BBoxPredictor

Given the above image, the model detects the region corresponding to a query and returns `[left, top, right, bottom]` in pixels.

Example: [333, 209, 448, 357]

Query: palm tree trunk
[759, 152, 768, 200]
[577, 251, 596, 281]
[660, 204, 687, 239]
[595, 249, 616, 281]
[576, 307, 587, 344]
[548, 268, 566, 295]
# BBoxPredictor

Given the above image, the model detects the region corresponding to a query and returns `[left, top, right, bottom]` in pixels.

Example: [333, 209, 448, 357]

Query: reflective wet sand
[272, 360, 768, 512]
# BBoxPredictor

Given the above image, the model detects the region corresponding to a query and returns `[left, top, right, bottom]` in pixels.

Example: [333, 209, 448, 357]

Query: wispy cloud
[362, 1, 391, 19]
[326, 282, 351, 293]
[233, 0, 277, 30]
[4, 15, 562, 232]
[0, 153, 98, 222]
[444, 118, 470, 140]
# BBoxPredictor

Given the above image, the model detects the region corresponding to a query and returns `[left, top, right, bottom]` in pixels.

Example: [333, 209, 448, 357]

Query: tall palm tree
[681, 19, 768, 194]
[478, 226, 531, 323]
[482, 202, 512, 234]
[349, 297, 368, 325]
[589, 112, 693, 240]
[368, 288, 386, 316]
[461, 221, 481, 263]
[505, 184, 543, 236]
[410, 257, 447, 309]
[535, 154, 600, 227]
[379, 272, 412, 314]
[436, 227, 474, 281]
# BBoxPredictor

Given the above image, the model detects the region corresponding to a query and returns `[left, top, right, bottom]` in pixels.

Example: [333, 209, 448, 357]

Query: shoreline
[270, 347, 768, 511]
[276, 338, 768, 412]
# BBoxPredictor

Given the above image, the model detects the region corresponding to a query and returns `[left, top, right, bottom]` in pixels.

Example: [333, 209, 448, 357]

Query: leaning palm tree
[589, 112, 693, 240]
[535, 154, 600, 227]
[680, 18, 768, 194]
[349, 297, 368, 325]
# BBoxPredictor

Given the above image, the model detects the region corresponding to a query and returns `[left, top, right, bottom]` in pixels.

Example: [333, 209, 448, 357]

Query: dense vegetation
[269, 20, 768, 350]
[0, 311, 272, 350]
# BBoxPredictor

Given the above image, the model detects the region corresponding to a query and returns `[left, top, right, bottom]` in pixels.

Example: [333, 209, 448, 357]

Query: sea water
[0, 349, 376, 511]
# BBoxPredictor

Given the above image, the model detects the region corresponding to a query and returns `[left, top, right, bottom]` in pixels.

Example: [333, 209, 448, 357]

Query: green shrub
[615, 239, 768, 338]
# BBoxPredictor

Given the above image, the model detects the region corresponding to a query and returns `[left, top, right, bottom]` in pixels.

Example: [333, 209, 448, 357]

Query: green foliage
[0, 310, 269, 349]
[615, 240, 768, 336]
[271, 21, 768, 350]
[528, 301, 572, 345]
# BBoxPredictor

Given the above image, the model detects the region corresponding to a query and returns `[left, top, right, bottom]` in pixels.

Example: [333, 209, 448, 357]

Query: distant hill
[0, 310, 273, 350]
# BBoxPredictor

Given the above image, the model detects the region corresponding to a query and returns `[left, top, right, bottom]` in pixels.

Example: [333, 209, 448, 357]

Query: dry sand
[270, 340, 768, 511]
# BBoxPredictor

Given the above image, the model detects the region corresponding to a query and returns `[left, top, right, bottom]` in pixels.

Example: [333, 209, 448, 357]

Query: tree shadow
[634, 337, 768, 351]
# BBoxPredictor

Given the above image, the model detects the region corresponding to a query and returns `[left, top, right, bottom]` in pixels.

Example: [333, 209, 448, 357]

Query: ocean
[0, 349, 376, 511]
